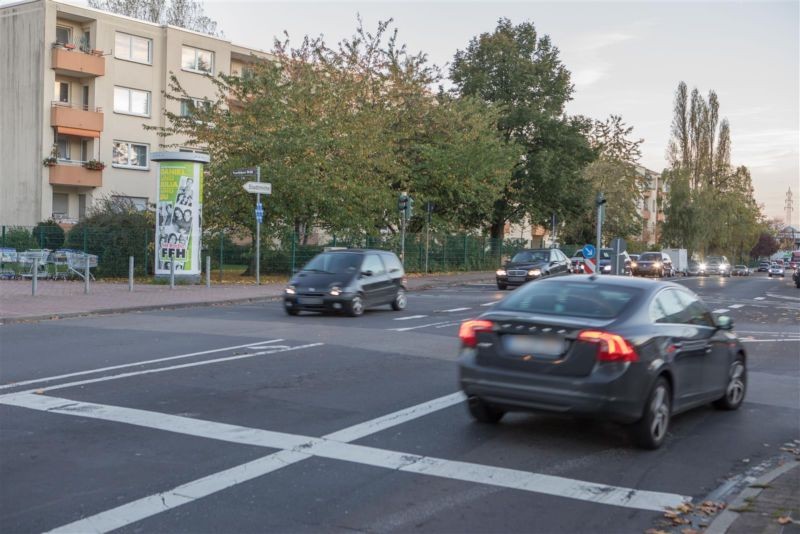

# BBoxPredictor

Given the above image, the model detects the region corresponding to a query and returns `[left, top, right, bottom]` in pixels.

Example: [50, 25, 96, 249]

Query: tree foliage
[450, 18, 595, 240]
[87, 0, 221, 36]
[750, 232, 779, 259]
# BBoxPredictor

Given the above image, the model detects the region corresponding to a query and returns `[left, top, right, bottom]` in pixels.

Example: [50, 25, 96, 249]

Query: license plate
[508, 276, 526, 282]
[503, 335, 565, 358]
[298, 297, 323, 305]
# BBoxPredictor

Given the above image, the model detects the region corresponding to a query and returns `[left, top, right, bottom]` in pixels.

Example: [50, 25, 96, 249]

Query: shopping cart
[49, 249, 74, 280]
[0, 248, 18, 279]
[66, 251, 98, 281]
[18, 250, 51, 279]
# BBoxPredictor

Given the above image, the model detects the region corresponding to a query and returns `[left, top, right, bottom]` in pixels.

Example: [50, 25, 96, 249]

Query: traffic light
[405, 196, 414, 219]
[595, 192, 607, 206]
[398, 193, 408, 213]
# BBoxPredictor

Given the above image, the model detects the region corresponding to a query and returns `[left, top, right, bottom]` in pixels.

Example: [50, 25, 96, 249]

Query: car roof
[323, 249, 397, 256]
[515, 248, 554, 253]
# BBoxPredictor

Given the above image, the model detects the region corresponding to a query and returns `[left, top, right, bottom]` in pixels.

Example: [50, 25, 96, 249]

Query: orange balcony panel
[49, 164, 102, 187]
[51, 104, 103, 132]
[52, 47, 105, 77]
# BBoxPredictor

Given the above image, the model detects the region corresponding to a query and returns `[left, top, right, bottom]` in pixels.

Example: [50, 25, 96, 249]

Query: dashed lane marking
[767, 293, 800, 302]
[0, 340, 285, 392]
[729, 304, 744, 309]
[0, 391, 691, 534]
[441, 307, 471, 313]
[713, 309, 730, 314]
[393, 315, 428, 321]
[754, 297, 766, 300]
[480, 301, 499, 307]
[390, 321, 453, 332]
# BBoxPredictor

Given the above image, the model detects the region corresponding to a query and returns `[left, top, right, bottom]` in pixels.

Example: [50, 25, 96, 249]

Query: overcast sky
[196, 0, 799, 224]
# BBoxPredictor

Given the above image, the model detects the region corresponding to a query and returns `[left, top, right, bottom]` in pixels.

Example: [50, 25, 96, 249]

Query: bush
[2, 227, 38, 251]
[32, 220, 65, 250]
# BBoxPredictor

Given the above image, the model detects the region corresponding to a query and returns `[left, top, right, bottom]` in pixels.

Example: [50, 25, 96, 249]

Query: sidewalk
[0, 271, 494, 324]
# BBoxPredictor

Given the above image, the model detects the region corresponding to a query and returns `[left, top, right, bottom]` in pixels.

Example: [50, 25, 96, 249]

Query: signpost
[582, 243, 597, 274]
[235, 167, 271, 285]
[610, 237, 627, 275]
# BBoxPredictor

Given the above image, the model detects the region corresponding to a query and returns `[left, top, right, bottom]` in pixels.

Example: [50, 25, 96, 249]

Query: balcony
[52, 45, 105, 77]
[48, 161, 103, 188]
[51, 102, 103, 133]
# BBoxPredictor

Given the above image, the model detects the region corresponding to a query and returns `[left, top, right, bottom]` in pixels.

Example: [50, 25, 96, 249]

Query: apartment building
[635, 165, 667, 246]
[0, 0, 267, 226]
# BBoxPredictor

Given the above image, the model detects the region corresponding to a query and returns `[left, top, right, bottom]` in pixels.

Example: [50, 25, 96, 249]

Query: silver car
[768, 263, 785, 278]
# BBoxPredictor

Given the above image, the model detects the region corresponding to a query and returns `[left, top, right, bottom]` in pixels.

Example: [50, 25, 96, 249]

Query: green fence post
[463, 235, 468, 271]
[38, 225, 44, 248]
[144, 231, 149, 276]
[1, 226, 5, 250]
[290, 232, 296, 275]
[332, 234, 337, 247]
[219, 231, 224, 283]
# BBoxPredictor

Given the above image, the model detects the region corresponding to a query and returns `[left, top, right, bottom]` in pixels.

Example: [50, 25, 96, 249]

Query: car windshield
[302, 253, 362, 274]
[496, 281, 642, 319]
[706, 256, 724, 264]
[511, 250, 549, 263]
[735, 265, 746, 269]
[599, 249, 613, 260]
[639, 253, 661, 261]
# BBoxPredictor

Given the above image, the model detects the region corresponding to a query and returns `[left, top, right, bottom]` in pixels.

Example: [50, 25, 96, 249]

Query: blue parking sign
[582, 244, 596, 259]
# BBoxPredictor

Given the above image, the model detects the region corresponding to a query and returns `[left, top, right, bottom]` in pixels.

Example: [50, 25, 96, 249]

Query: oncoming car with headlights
[283, 249, 406, 317]
[495, 248, 571, 289]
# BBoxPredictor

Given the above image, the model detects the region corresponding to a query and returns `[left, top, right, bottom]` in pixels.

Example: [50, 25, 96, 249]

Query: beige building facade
[0, 0, 266, 226]
[635, 165, 666, 246]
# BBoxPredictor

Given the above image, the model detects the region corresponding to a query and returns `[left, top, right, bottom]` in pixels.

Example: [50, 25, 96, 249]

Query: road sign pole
[401, 210, 406, 266]
[596, 192, 604, 259]
[256, 166, 261, 286]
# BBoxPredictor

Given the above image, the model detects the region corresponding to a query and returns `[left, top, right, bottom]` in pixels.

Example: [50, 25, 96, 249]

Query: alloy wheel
[395, 290, 407, 310]
[351, 296, 364, 316]
[650, 385, 670, 442]
[726, 362, 746, 405]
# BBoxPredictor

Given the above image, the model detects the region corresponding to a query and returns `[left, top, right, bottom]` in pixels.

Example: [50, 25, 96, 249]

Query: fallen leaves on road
[778, 516, 794, 525]
[698, 500, 726, 515]
[644, 529, 670, 534]
[681, 528, 700, 534]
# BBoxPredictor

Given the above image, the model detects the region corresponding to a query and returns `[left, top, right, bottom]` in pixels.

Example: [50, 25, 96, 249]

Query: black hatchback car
[495, 248, 571, 289]
[284, 249, 406, 317]
[458, 276, 746, 449]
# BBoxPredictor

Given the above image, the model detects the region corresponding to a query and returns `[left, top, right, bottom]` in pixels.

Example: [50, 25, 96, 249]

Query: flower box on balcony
[83, 160, 106, 171]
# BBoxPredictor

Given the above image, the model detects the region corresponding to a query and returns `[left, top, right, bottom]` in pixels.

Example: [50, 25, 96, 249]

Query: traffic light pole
[596, 192, 605, 260]
[256, 166, 261, 286]
[400, 210, 406, 266]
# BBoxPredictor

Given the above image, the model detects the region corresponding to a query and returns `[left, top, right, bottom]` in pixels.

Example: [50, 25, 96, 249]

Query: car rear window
[496, 281, 642, 319]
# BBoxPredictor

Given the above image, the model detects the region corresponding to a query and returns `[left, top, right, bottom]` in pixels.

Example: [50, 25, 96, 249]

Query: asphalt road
[1, 273, 798, 533]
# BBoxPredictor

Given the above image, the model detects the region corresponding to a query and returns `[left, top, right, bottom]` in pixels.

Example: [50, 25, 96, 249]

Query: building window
[113, 86, 151, 116]
[56, 137, 70, 160]
[111, 195, 148, 211]
[55, 81, 70, 103]
[78, 194, 87, 220]
[52, 193, 69, 218]
[181, 46, 214, 74]
[80, 140, 90, 162]
[115, 32, 152, 64]
[112, 141, 148, 169]
[56, 26, 71, 45]
[180, 97, 211, 118]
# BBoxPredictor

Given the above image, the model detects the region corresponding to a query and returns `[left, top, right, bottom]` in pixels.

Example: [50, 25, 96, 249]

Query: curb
[0, 277, 494, 325]
[705, 460, 800, 534]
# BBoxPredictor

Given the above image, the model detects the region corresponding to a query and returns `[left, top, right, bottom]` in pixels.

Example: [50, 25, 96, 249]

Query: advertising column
[151, 152, 210, 282]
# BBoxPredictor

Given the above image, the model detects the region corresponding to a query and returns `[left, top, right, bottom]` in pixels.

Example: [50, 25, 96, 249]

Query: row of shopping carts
[0, 248, 98, 281]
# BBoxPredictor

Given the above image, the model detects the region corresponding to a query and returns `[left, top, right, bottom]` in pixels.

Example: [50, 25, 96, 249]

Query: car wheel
[391, 288, 407, 311]
[497, 283, 507, 290]
[346, 294, 365, 317]
[285, 307, 299, 316]
[713, 357, 746, 410]
[630, 377, 671, 450]
[467, 396, 505, 424]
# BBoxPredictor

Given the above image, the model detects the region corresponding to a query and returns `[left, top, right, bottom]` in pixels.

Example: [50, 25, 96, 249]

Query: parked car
[632, 251, 674, 277]
[458, 276, 746, 449]
[496, 248, 571, 290]
[629, 254, 640, 270]
[283, 249, 406, 316]
[793, 267, 800, 288]
[570, 248, 631, 275]
[768, 263, 785, 278]
[703, 256, 731, 277]
[757, 261, 771, 272]
[732, 265, 750, 276]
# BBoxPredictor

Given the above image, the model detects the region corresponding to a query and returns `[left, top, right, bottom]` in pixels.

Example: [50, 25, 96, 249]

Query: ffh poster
[155, 160, 203, 275]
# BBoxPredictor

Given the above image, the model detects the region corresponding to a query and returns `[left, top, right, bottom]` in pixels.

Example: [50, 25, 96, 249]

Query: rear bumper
[458, 350, 646, 423]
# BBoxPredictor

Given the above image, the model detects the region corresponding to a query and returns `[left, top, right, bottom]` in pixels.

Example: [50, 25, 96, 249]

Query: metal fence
[0, 225, 552, 280]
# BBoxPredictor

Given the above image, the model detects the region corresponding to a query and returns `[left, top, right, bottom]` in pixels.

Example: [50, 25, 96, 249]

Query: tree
[750, 232, 779, 260]
[87, 0, 221, 36]
[450, 18, 593, 241]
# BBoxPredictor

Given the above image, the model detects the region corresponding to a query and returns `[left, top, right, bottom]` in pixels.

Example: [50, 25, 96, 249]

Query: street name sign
[232, 167, 259, 178]
[243, 182, 272, 195]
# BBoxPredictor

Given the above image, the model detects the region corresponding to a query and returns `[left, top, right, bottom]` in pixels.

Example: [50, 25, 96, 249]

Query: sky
[21, 0, 797, 224]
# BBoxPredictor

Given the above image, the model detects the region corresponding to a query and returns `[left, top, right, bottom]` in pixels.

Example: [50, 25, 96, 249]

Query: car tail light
[459, 320, 494, 347]
[578, 330, 638, 362]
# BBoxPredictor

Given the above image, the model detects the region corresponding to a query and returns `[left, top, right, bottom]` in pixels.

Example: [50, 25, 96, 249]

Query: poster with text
[155, 160, 203, 275]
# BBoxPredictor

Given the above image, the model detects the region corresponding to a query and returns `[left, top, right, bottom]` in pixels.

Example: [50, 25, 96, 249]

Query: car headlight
[285, 285, 296, 295]
[631, 262, 637, 268]
[603, 265, 611, 272]
[528, 269, 541, 277]
[699, 263, 706, 270]
[496, 269, 507, 276]
[653, 261, 662, 268]
[720, 264, 729, 270]
[329, 286, 342, 296]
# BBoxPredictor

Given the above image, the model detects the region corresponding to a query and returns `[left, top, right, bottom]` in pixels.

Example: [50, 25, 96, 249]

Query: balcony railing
[51, 102, 103, 133]
[51, 44, 105, 77]
[48, 160, 103, 188]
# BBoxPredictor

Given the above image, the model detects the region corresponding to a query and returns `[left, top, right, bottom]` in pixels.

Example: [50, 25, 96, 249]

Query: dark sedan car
[632, 251, 674, 277]
[458, 276, 746, 449]
[495, 248, 571, 290]
[284, 249, 406, 317]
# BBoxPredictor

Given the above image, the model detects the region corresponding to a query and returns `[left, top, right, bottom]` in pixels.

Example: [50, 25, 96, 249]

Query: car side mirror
[716, 314, 734, 331]
[361, 270, 373, 277]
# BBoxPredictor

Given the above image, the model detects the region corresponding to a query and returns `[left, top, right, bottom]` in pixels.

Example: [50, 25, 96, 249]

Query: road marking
[393, 315, 428, 321]
[435, 322, 460, 329]
[12, 343, 323, 394]
[754, 297, 766, 300]
[0, 392, 690, 531]
[390, 321, 453, 332]
[480, 301, 499, 307]
[767, 293, 800, 302]
[712, 309, 730, 314]
[741, 338, 800, 343]
[729, 304, 744, 309]
[441, 307, 471, 313]
[0, 340, 284, 392]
